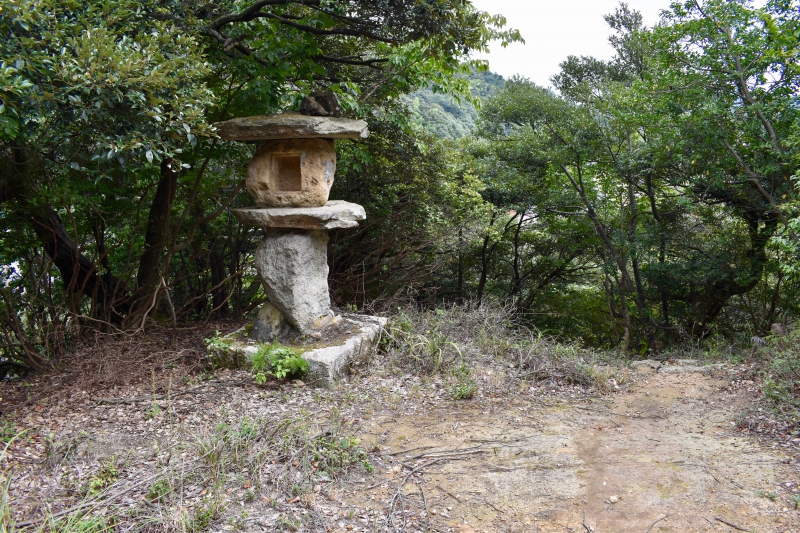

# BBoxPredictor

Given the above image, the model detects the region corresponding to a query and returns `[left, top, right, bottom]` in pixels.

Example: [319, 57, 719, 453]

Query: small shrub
[86, 458, 118, 496]
[381, 306, 469, 375]
[184, 495, 224, 532]
[203, 330, 231, 349]
[251, 342, 309, 383]
[146, 478, 172, 502]
[754, 323, 800, 416]
[756, 490, 778, 502]
[449, 363, 477, 400]
[0, 422, 19, 444]
[381, 302, 626, 392]
[43, 514, 113, 533]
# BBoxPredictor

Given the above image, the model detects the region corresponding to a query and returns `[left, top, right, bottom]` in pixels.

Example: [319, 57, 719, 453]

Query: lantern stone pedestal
[206, 113, 386, 386]
[234, 200, 366, 336]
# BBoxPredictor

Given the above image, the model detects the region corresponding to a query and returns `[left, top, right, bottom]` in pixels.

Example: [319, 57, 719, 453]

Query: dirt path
[354, 369, 799, 533]
[4, 362, 799, 532]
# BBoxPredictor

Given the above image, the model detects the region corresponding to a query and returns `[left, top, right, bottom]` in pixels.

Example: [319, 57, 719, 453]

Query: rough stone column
[254, 229, 333, 333]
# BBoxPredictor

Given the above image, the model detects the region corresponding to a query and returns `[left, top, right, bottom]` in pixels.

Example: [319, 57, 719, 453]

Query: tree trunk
[29, 205, 130, 319]
[133, 160, 178, 313]
[2, 143, 129, 321]
[475, 212, 498, 307]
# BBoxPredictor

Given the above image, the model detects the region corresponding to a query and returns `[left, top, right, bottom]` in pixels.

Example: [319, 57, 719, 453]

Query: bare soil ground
[1, 329, 798, 532]
[354, 367, 799, 533]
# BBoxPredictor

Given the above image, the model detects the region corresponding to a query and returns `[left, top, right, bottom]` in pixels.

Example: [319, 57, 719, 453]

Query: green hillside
[404, 70, 505, 138]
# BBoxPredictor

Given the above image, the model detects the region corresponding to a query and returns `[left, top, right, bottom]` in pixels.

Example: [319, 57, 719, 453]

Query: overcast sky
[469, 0, 671, 87]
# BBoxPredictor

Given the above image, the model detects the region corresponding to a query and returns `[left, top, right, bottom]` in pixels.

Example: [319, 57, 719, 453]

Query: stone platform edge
[206, 314, 388, 387]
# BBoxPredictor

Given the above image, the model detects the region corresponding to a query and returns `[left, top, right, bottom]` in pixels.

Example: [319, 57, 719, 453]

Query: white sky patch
[470, 0, 685, 87]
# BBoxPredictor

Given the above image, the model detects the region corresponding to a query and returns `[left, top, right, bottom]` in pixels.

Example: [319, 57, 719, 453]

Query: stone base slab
[232, 200, 366, 230]
[206, 314, 387, 387]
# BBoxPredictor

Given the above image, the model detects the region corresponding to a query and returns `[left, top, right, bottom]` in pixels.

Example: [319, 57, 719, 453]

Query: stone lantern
[211, 112, 385, 385]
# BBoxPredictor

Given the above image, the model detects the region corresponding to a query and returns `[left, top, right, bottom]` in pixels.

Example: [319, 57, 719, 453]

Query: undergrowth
[251, 342, 309, 383]
[379, 301, 628, 394]
[752, 323, 800, 421]
[3, 407, 370, 532]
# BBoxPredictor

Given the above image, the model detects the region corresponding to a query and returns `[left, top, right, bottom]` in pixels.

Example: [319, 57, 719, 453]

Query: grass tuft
[381, 301, 628, 392]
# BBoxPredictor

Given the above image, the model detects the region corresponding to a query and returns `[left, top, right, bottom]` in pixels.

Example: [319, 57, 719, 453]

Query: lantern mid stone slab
[247, 138, 336, 207]
[232, 200, 366, 230]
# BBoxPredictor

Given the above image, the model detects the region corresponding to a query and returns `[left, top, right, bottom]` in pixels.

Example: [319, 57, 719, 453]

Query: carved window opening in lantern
[273, 153, 303, 192]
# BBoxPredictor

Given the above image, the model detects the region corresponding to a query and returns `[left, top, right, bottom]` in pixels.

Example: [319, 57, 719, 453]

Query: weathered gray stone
[303, 315, 388, 386]
[300, 91, 342, 117]
[631, 359, 727, 374]
[232, 200, 366, 230]
[214, 112, 368, 141]
[247, 138, 336, 208]
[631, 359, 662, 371]
[658, 361, 726, 374]
[252, 302, 289, 342]
[255, 229, 331, 333]
[205, 314, 388, 387]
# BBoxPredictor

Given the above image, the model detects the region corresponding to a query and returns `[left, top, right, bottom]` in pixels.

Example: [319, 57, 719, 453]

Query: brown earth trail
[3, 360, 798, 532]
[353, 369, 798, 533]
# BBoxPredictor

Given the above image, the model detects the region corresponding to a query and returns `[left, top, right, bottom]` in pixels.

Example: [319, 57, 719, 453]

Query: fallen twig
[583, 510, 593, 532]
[484, 499, 503, 513]
[413, 449, 487, 460]
[419, 482, 431, 530]
[435, 484, 461, 502]
[383, 445, 436, 457]
[715, 517, 750, 532]
[644, 514, 668, 533]
[388, 458, 444, 531]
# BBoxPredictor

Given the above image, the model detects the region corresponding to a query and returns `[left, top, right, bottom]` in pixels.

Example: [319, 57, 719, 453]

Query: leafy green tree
[475, 1, 800, 348]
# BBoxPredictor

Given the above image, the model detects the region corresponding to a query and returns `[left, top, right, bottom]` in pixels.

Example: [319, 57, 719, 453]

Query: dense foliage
[471, 0, 800, 348]
[403, 70, 505, 139]
[348, 0, 800, 350]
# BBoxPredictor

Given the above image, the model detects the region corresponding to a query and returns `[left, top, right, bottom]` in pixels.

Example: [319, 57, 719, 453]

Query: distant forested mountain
[404, 70, 505, 138]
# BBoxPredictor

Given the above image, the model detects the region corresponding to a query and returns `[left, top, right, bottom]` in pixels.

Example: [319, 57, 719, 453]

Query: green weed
[251, 342, 309, 383]
[0, 421, 20, 444]
[449, 363, 477, 400]
[276, 514, 301, 531]
[753, 323, 800, 417]
[39, 513, 114, 533]
[756, 490, 778, 502]
[146, 478, 172, 503]
[86, 458, 118, 496]
[184, 494, 224, 532]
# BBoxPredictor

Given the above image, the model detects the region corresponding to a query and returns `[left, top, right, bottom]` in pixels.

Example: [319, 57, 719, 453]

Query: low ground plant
[450, 363, 477, 400]
[251, 342, 309, 383]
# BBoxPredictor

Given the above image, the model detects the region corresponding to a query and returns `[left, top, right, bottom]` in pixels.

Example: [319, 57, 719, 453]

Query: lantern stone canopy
[215, 112, 369, 338]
